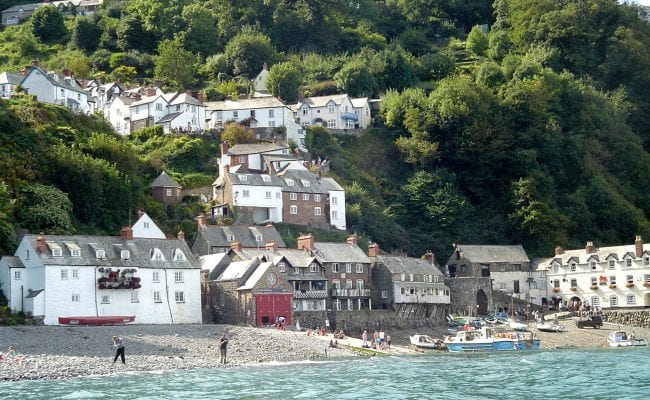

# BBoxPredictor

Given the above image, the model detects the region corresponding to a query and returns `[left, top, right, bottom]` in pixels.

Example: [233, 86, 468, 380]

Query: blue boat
[444, 327, 540, 352]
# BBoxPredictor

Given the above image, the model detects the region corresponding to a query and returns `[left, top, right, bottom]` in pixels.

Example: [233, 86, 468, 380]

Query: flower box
[570, 287, 577, 291]
[626, 283, 635, 288]
[590, 285, 598, 290]
[644, 282, 650, 288]
[552, 288, 561, 293]
[609, 284, 617, 289]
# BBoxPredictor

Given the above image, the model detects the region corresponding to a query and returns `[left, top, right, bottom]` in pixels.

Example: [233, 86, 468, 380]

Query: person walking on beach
[112, 336, 125, 364]
[220, 333, 229, 364]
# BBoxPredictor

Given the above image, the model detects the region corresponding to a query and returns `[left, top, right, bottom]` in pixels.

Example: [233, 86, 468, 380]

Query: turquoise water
[2, 348, 649, 399]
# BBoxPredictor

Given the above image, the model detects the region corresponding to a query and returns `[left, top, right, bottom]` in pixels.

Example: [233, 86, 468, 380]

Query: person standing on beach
[362, 330, 368, 348]
[112, 336, 125, 364]
[220, 334, 229, 364]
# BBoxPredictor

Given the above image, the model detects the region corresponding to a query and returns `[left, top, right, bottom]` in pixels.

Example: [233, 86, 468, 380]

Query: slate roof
[277, 168, 343, 193]
[453, 245, 530, 264]
[378, 255, 444, 276]
[238, 261, 272, 290]
[227, 143, 288, 155]
[23, 66, 87, 94]
[0, 256, 24, 268]
[197, 225, 286, 249]
[0, 72, 22, 85]
[297, 94, 349, 108]
[535, 243, 650, 271]
[350, 97, 369, 108]
[312, 242, 371, 264]
[131, 94, 164, 107]
[227, 172, 284, 187]
[205, 97, 284, 111]
[217, 258, 259, 281]
[21, 234, 199, 270]
[150, 171, 181, 188]
[157, 112, 183, 123]
[164, 92, 202, 106]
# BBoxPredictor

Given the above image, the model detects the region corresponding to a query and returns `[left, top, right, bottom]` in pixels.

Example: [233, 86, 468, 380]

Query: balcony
[293, 290, 328, 299]
[341, 112, 358, 121]
[331, 288, 370, 297]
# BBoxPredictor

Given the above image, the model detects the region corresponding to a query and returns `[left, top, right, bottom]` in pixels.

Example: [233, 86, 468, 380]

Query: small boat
[58, 316, 135, 325]
[537, 323, 567, 333]
[444, 327, 540, 352]
[410, 334, 445, 350]
[607, 331, 648, 347]
[508, 320, 529, 331]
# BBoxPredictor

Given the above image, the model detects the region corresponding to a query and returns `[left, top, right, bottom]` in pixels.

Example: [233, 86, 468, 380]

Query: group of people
[0, 345, 22, 362]
[361, 329, 390, 350]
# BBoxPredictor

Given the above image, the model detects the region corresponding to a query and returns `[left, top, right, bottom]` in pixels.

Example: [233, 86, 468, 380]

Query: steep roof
[297, 94, 349, 108]
[453, 245, 530, 264]
[164, 92, 202, 106]
[21, 234, 199, 270]
[350, 97, 369, 108]
[378, 255, 444, 276]
[22, 66, 87, 95]
[0, 72, 22, 85]
[227, 172, 283, 187]
[238, 261, 272, 290]
[0, 256, 25, 269]
[277, 168, 343, 193]
[131, 94, 164, 107]
[535, 243, 650, 271]
[150, 171, 181, 188]
[312, 242, 371, 264]
[205, 97, 284, 111]
[227, 143, 288, 155]
[197, 225, 286, 249]
[217, 258, 259, 281]
[157, 112, 183, 124]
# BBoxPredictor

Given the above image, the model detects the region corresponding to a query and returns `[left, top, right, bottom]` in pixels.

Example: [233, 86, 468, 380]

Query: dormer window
[262, 175, 271, 182]
[228, 235, 235, 242]
[310, 263, 319, 273]
[569, 262, 577, 272]
[301, 180, 310, 187]
[277, 262, 286, 272]
[240, 175, 248, 181]
[173, 249, 186, 261]
[47, 242, 63, 257]
[625, 258, 632, 268]
[96, 249, 106, 259]
[285, 178, 294, 186]
[255, 234, 263, 242]
[151, 248, 165, 261]
[121, 250, 130, 260]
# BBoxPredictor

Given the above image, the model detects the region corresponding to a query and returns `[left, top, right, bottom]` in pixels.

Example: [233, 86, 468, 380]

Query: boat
[444, 327, 540, 352]
[607, 331, 648, 347]
[58, 316, 135, 325]
[508, 320, 529, 331]
[410, 334, 445, 350]
[537, 323, 567, 333]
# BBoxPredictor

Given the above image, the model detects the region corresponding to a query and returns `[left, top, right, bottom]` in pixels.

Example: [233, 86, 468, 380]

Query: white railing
[293, 290, 328, 299]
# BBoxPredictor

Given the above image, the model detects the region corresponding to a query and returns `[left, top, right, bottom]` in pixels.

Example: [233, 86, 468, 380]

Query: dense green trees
[266, 62, 302, 103]
[30, 6, 67, 43]
[154, 39, 198, 89]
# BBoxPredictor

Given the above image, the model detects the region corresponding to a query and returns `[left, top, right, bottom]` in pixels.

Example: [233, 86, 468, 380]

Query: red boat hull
[58, 316, 135, 325]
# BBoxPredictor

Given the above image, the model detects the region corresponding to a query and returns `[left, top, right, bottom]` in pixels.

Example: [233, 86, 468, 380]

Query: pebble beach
[1, 317, 649, 382]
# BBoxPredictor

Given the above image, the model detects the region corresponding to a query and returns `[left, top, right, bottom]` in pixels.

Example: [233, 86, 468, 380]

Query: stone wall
[602, 310, 650, 328]
[293, 309, 447, 335]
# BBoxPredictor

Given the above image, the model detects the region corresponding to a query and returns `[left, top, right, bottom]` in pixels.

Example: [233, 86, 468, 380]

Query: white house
[20, 64, 91, 114]
[160, 92, 206, 133]
[0, 71, 21, 98]
[293, 94, 371, 130]
[85, 81, 123, 114]
[535, 236, 650, 311]
[0, 226, 201, 325]
[132, 211, 167, 239]
[104, 95, 135, 135]
[218, 142, 290, 177]
[129, 93, 169, 131]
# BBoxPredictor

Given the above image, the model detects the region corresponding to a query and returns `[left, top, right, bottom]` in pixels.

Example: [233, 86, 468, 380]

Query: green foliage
[220, 122, 255, 146]
[30, 6, 67, 43]
[266, 62, 302, 103]
[180, 3, 220, 57]
[0, 182, 15, 254]
[466, 25, 489, 57]
[70, 16, 101, 52]
[154, 38, 198, 90]
[304, 126, 337, 160]
[47, 50, 92, 78]
[14, 183, 76, 234]
[334, 60, 377, 97]
[223, 30, 277, 79]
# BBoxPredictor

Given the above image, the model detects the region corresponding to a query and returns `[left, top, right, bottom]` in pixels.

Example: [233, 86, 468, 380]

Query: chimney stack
[265, 240, 276, 253]
[368, 243, 379, 257]
[585, 241, 594, 254]
[197, 214, 206, 228]
[555, 246, 564, 256]
[223, 164, 230, 174]
[220, 142, 229, 157]
[36, 233, 47, 253]
[635, 235, 644, 258]
[178, 230, 185, 241]
[32, 59, 40, 68]
[230, 241, 242, 252]
[423, 251, 435, 265]
[346, 234, 358, 246]
[137, 210, 145, 219]
[121, 226, 133, 240]
[297, 234, 314, 251]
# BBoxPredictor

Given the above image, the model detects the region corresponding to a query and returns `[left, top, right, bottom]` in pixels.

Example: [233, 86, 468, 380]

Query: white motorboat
[444, 327, 540, 352]
[537, 323, 567, 333]
[607, 331, 648, 347]
[410, 334, 444, 350]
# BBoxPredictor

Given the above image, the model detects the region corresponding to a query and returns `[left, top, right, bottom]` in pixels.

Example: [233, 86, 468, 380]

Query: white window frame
[290, 205, 297, 214]
[626, 294, 636, 305]
[381, 289, 388, 299]
[277, 262, 286, 273]
[625, 258, 632, 268]
[345, 263, 352, 273]
[265, 191, 272, 199]
[290, 193, 297, 200]
[153, 291, 162, 303]
[174, 271, 184, 283]
[570, 262, 577, 272]
[61, 269, 68, 280]
[356, 263, 363, 273]
[590, 261, 597, 271]
[131, 291, 139, 303]
[314, 207, 321, 215]
[610, 295, 618, 306]
[314, 194, 321, 202]
[153, 271, 160, 283]
[332, 263, 339, 273]
[309, 263, 319, 273]
[175, 291, 185, 303]
[328, 104, 335, 113]
[14, 270, 21, 280]
[242, 189, 250, 198]
[71, 294, 80, 302]
[331, 210, 338, 220]
[303, 193, 309, 201]
[72, 269, 79, 279]
[609, 260, 616, 269]
[101, 295, 110, 304]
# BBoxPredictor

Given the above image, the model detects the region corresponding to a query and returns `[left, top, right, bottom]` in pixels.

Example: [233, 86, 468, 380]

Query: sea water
[2, 348, 649, 400]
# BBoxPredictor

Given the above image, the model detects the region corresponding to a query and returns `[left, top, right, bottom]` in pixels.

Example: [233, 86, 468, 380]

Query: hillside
[1, 0, 649, 260]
